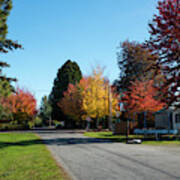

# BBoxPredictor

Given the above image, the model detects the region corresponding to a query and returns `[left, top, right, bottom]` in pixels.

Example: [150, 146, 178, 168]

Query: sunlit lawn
[142, 140, 180, 146]
[84, 131, 143, 141]
[84, 131, 180, 146]
[0, 133, 68, 180]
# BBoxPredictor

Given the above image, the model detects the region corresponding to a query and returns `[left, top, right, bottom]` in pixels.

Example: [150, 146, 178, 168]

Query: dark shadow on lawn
[0, 129, 86, 134]
[0, 137, 115, 149]
[35, 130, 85, 134]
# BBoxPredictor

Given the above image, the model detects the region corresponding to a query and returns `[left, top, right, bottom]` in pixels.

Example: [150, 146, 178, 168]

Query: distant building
[155, 109, 180, 131]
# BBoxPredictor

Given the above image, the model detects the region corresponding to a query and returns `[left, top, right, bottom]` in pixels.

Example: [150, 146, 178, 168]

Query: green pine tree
[0, 0, 22, 81]
[49, 60, 82, 127]
[0, 79, 14, 121]
[39, 95, 52, 126]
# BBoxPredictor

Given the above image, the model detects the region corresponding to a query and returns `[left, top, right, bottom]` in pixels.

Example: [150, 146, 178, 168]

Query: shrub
[28, 121, 35, 129]
[34, 117, 43, 127]
[54, 120, 64, 129]
[13, 112, 32, 126]
[0, 123, 27, 131]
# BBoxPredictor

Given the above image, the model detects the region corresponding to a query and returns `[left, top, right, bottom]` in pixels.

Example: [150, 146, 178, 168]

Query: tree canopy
[114, 41, 159, 92]
[0, 0, 22, 81]
[0, 79, 13, 120]
[147, 0, 180, 108]
[122, 79, 166, 113]
[50, 60, 82, 122]
[39, 95, 52, 125]
[58, 67, 119, 128]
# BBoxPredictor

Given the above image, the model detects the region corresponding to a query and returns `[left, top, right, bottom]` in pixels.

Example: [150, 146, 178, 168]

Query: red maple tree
[148, 0, 180, 107]
[58, 83, 84, 121]
[123, 80, 166, 113]
[8, 88, 37, 117]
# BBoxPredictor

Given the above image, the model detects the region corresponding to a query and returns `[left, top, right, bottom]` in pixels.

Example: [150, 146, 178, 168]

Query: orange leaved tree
[58, 83, 84, 123]
[8, 88, 37, 125]
[123, 79, 166, 128]
[58, 68, 119, 129]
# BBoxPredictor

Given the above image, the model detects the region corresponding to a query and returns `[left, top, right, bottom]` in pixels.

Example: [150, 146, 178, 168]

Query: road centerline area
[38, 130, 180, 180]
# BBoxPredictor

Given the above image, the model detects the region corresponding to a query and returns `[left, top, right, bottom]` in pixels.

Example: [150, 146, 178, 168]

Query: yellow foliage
[80, 67, 118, 119]
[58, 67, 119, 122]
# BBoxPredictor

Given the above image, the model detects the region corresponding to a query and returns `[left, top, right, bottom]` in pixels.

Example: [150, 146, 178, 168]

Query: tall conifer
[0, 0, 22, 81]
[50, 60, 82, 126]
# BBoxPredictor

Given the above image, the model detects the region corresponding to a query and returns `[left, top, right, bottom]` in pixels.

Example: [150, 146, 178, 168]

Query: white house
[172, 109, 180, 130]
[155, 109, 180, 131]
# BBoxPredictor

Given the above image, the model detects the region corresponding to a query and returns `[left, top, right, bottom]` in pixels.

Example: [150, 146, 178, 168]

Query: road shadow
[0, 137, 114, 149]
[0, 129, 86, 134]
[35, 130, 85, 134]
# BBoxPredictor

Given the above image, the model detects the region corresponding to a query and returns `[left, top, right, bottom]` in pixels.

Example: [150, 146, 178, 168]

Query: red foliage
[8, 88, 37, 117]
[59, 82, 84, 120]
[79, 77, 90, 90]
[122, 80, 166, 113]
[148, 0, 180, 107]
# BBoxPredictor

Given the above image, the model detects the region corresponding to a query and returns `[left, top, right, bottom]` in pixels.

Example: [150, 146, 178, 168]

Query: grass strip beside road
[142, 140, 180, 146]
[84, 131, 180, 146]
[84, 131, 143, 141]
[0, 133, 69, 180]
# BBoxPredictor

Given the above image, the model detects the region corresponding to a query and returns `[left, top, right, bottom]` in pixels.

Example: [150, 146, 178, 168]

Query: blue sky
[3, 0, 157, 106]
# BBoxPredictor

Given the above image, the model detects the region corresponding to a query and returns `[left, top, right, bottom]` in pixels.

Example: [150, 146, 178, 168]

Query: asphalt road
[37, 130, 180, 180]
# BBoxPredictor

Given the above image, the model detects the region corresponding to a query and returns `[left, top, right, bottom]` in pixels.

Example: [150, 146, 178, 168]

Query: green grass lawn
[0, 133, 69, 180]
[84, 131, 180, 146]
[142, 140, 180, 146]
[84, 131, 143, 140]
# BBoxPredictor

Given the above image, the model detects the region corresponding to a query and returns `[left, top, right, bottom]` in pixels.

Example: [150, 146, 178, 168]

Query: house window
[175, 114, 180, 123]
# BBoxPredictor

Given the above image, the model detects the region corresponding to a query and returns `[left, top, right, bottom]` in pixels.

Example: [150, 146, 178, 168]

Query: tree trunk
[96, 118, 99, 129]
[144, 112, 147, 129]
[86, 121, 90, 131]
[126, 113, 129, 143]
[144, 111, 147, 138]
[49, 116, 52, 127]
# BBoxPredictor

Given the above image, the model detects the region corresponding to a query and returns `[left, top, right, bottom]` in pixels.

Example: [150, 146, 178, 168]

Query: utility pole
[126, 112, 129, 143]
[108, 84, 113, 131]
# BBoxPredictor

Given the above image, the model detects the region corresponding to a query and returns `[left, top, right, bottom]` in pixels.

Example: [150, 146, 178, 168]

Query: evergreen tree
[50, 60, 82, 126]
[0, 79, 13, 120]
[58, 68, 118, 129]
[0, 0, 22, 81]
[39, 95, 52, 126]
[0, 79, 13, 97]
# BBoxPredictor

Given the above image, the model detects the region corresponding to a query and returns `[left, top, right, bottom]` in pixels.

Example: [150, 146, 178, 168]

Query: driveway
[37, 130, 180, 180]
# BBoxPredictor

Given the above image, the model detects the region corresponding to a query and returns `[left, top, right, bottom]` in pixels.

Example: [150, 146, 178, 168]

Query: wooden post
[126, 115, 129, 143]
[108, 84, 113, 131]
[144, 111, 148, 139]
[168, 111, 171, 138]
[144, 111, 147, 128]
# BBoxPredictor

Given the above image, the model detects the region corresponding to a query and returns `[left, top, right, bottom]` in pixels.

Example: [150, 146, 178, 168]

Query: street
[38, 130, 180, 180]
